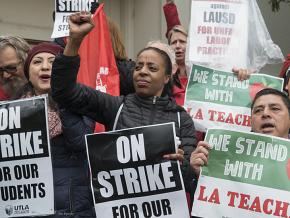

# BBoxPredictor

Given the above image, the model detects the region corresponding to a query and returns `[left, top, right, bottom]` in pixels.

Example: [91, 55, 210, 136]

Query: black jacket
[14, 84, 95, 217]
[51, 55, 197, 192]
[46, 109, 95, 218]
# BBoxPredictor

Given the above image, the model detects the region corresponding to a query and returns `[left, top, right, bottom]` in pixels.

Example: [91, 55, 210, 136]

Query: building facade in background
[0, 0, 289, 75]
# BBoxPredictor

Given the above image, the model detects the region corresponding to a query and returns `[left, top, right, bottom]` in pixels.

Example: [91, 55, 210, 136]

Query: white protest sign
[51, 0, 98, 38]
[0, 96, 54, 217]
[188, 0, 248, 70]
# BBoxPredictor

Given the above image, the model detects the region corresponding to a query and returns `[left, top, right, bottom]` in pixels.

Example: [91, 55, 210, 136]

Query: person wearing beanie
[23, 42, 62, 82]
[15, 42, 96, 218]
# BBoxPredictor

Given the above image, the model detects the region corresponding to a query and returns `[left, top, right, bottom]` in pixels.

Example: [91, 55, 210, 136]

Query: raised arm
[64, 12, 95, 56]
[51, 12, 123, 129]
[163, 0, 181, 38]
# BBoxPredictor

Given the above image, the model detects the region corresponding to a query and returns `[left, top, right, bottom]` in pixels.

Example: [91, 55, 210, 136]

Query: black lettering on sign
[0, 183, 46, 201]
[56, 0, 94, 12]
[112, 204, 139, 218]
[142, 199, 172, 217]
[14, 164, 39, 180]
[0, 166, 11, 181]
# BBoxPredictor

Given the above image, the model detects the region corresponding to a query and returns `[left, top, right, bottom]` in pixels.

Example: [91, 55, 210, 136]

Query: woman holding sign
[15, 42, 95, 217]
[51, 12, 197, 205]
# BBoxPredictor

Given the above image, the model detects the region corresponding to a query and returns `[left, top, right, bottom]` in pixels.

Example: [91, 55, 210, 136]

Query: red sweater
[172, 76, 188, 106]
[163, 2, 181, 37]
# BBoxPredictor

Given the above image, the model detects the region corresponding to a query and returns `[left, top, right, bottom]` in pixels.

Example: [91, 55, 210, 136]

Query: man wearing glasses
[0, 35, 30, 100]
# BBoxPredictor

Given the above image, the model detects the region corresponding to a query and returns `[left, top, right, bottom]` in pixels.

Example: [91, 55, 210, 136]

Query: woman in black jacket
[51, 12, 196, 201]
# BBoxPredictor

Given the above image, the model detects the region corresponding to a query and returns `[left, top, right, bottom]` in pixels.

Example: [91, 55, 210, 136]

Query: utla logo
[5, 205, 13, 216]
[13, 205, 29, 215]
[14, 205, 29, 210]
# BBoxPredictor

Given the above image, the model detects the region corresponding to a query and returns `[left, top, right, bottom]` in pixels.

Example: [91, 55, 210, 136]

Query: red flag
[77, 4, 120, 132]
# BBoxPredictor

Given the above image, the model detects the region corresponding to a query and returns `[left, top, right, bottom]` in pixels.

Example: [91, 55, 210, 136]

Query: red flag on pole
[77, 4, 120, 132]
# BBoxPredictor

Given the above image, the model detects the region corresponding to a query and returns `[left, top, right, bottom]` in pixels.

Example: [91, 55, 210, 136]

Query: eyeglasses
[0, 62, 22, 74]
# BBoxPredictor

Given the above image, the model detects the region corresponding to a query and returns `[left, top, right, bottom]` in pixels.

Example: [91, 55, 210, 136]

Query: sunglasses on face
[0, 62, 22, 74]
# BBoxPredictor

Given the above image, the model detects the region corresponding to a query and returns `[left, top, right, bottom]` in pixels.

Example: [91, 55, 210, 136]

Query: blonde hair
[146, 40, 176, 65]
[107, 18, 127, 60]
[168, 25, 188, 44]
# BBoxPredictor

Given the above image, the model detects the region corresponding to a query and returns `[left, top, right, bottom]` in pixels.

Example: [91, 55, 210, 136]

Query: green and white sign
[184, 64, 283, 132]
[191, 128, 290, 218]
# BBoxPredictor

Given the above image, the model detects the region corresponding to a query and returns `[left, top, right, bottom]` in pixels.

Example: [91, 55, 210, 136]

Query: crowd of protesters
[0, 1, 289, 218]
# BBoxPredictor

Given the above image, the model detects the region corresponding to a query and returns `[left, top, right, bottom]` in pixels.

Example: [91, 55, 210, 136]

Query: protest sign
[192, 128, 290, 218]
[188, 0, 248, 70]
[51, 0, 98, 38]
[184, 64, 283, 132]
[85, 123, 190, 218]
[0, 96, 54, 217]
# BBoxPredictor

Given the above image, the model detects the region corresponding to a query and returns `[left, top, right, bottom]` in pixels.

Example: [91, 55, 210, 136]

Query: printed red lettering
[263, 199, 274, 215]
[217, 111, 226, 122]
[207, 109, 251, 127]
[225, 113, 234, 124]
[197, 186, 220, 205]
[273, 201, 289, 217]
[227, 191, 239, 207]
[194, 108, 203, 120]
[238, 194, 250, 210]
[208, 110, 216, 121]
[242, 114, 251, 127]
[208, 188, 220, 204]
[226, 191, 289, 217]
[197, 186, 208, 202]
[249, 196, 262, 213]
[234, 114, 242, 125]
